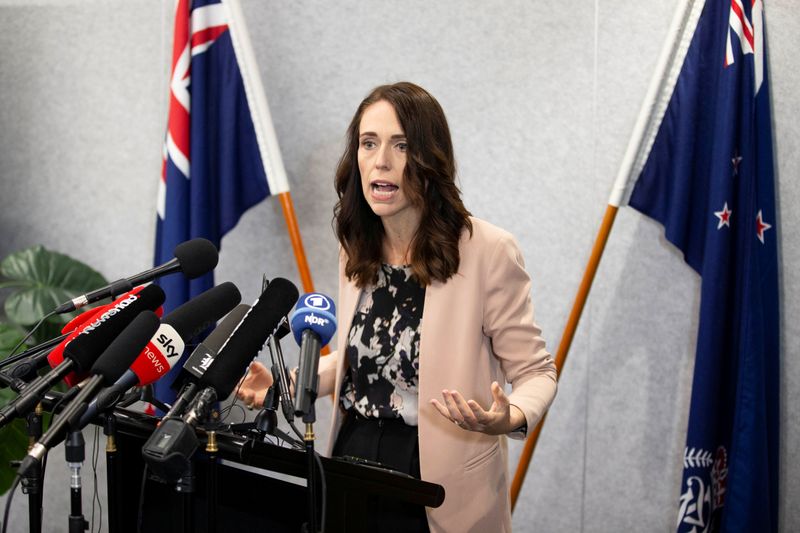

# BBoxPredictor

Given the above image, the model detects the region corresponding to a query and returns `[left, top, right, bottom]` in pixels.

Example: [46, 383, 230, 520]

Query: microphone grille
[201, 278, 299, 399]
[91, 311, 161, 383]
[174, 239, 219, 279]
[162, 282, 241, 340]
[65, 284, 166, 371]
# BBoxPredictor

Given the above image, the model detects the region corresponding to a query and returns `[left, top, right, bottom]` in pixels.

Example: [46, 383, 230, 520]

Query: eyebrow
[359, 132, 406, 140]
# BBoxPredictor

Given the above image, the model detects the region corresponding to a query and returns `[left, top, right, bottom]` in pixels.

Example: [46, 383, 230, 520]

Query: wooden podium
[105, 409, 444, 532]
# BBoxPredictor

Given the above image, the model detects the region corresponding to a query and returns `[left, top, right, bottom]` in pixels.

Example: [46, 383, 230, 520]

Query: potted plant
[0, 245, 106, 494]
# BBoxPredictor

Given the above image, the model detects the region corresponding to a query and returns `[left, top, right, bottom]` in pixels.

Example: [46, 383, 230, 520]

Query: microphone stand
[21, 404, 45, 533]
[175, 461, 195, 533]
[0, 334, 67, 373]
[267, 326, 296, 427]
[104, 413, 122, 533]
[205, 422, 220, 533]
[301, 374, 319, 533]
[65, 430, 89, 533]
[229, 335, 301, 446]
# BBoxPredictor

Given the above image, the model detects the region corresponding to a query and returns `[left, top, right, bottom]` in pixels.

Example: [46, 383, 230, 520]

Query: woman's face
[358, 100, 420, 228]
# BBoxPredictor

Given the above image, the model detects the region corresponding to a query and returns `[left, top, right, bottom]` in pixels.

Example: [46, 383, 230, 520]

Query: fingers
[446, 390, 481, 427]
[236, 361, 273, 410]
[238, 388, 254, 407]
[430, 390, 492, 432]
[430, 399, 450, 419]
[491, 381, 510, 409]
[254, 388, 268, 409]
[430, 383, 514, 435]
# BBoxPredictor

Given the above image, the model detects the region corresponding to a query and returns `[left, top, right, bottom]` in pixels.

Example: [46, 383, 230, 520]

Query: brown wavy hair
[333, 82, 472, 288]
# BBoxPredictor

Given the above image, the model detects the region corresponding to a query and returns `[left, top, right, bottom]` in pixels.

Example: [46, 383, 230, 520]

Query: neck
[381, 214, 420, 265]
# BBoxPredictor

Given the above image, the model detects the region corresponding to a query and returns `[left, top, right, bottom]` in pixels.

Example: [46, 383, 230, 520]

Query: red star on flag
[756, 209, 772, 243]
[714, 202, 732, 229]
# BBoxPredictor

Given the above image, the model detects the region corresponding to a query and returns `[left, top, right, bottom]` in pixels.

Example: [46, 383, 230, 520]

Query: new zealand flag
[629, 0, 778, 531]
[154, 0, 284, 401]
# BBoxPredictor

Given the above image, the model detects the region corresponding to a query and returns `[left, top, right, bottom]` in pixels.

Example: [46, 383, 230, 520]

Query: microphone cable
[136, 465, 148, 533]
[0, 474, 20, 533]
[313, 450, 327, 533]
[90, 426, 102, 533]
[0, 453, 49, 533]
[4, 309, 57, 358]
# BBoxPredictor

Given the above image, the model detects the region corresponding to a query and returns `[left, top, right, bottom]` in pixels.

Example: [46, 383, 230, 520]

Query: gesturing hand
[235, 361, 273, 409]
[430, 381, 525, 435]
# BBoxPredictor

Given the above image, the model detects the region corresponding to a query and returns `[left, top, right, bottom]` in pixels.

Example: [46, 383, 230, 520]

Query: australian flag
[628, 0, 778, 531]
[155, 0, 284, 401]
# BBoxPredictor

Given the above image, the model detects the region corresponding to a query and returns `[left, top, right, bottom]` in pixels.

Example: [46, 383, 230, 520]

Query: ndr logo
[304, 313, 329, 327]
[304, 294, 331, 311]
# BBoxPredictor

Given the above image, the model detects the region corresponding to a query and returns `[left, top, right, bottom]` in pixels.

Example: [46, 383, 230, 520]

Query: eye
[360, 139, 376, 149]
[396, 142, 408, 152]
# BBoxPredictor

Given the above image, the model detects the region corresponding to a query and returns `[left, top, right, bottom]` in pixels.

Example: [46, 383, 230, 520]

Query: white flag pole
[224, 0, 320, 298]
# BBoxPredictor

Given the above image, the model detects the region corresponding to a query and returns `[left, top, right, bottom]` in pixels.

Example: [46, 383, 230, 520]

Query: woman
[238, 82, 557, 532]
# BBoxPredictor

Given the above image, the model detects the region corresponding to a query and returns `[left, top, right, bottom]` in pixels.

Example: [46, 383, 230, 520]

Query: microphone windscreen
[58, 284, 166, 373]
[202, 278, 299, 399]
[162, 282, 241, 341]
[204, 304, 251, 351]
[290, 293, 337, 347]
[61, 302, 113, 334]
[175, 303, 251, 385]
[174, 238, 219, 279]
[91, 311, 161, 383]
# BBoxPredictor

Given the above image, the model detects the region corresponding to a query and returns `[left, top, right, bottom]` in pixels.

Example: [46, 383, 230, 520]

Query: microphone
[183, 277, 299, 423]
[53, 238, 218, 314]
[0, 285, 166, 428]
[79, 282, 242, 425]
[142, 278, 299, 481]
[291, 293, 336, 417]
[8, 292, 164, 386]
[1, 303, 116, 383]
[163, 303, 251, 420]
[19, 311, 161, 476]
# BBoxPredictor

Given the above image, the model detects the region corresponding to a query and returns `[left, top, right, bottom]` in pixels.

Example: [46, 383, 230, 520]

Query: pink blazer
[317, 217, 558, 532]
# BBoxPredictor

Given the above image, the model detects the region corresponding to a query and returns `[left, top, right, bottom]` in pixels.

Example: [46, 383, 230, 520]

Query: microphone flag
[626, 1, 778, 530]
[154, 0, 289, 402]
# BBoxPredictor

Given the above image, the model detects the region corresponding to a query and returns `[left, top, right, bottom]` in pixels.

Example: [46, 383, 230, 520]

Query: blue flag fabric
[629, 1, 778, 531]
[154, 0, 271, 402]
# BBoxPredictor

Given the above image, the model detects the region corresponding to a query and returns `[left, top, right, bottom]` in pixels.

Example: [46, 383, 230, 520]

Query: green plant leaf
[0, 323, 27, 359]
[1, 246, 107, 326]
[0, 325, 30, 496]
[0, 419, 31, 495]
[0, 246, 108, 496]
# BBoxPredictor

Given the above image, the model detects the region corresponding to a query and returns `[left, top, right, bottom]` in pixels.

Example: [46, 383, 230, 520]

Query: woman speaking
[239, 82, 557, 532]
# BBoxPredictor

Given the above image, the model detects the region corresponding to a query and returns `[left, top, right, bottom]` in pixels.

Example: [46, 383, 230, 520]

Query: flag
[627, 0, 779, 530]
[155, 0, 289, 401]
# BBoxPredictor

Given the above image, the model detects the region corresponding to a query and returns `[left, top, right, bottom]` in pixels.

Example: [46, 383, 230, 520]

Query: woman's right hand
[235, 361, 274, 409]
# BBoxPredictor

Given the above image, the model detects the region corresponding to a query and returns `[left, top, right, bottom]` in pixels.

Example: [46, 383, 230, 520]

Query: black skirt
[332, 411, 430, 532]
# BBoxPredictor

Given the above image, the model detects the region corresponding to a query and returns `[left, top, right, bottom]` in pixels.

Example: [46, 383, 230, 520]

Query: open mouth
[371, 181, 399, 193]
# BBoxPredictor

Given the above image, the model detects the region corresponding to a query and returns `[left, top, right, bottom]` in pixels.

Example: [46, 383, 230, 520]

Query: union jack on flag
[627, 0, 779, 531]
[155, 0, 289, 399]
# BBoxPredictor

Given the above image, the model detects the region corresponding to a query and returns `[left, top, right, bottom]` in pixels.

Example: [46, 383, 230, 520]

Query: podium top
[109, 407, 445, 509]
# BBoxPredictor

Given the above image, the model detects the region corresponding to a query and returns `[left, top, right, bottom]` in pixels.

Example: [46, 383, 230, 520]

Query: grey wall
[0, 0, 797, 531]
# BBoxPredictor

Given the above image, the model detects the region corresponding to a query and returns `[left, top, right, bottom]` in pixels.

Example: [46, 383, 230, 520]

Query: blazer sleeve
[482, 232, 557, 437]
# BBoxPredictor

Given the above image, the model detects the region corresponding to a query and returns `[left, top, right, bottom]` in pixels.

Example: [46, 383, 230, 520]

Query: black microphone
[290, 293, 337, 416]
[141, 278, 299, 481]
[0, 284, 166, 429]
[163, 303, 251, 420]
[19, 311, 161, 476]
[53, 238, 218, 314]
[79, 283, 242, 426]
[183, 277, 299, 424]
